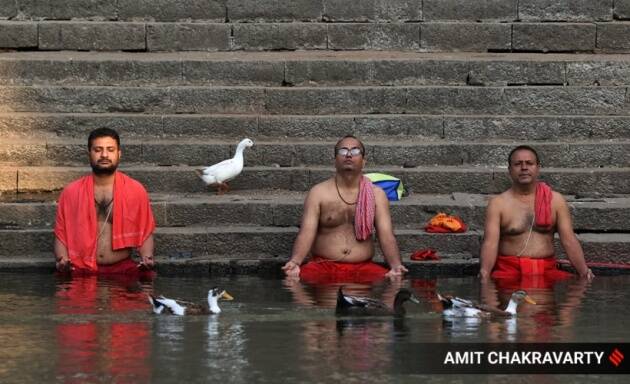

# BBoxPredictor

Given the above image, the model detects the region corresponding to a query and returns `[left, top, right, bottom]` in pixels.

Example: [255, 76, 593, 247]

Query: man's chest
[319, 201, 355, 228]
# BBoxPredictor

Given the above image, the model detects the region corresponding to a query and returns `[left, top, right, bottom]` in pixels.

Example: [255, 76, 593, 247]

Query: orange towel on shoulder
[535, 182, 553, 229]
[54, 172, 155, 272]
[355, 176, 375, 241]
[425, 212, 467, 233]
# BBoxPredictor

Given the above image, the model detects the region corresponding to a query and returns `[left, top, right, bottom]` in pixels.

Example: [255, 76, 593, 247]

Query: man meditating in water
[54, 128, 156, 275]
[479, 145, 594, 284]
[282, 135, 407, 283]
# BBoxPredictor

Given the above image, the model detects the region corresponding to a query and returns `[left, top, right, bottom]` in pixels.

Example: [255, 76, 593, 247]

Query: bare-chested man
[282, 135, 407, 282]
[54, 128, 155, 274]
[479, 145, 593, 282]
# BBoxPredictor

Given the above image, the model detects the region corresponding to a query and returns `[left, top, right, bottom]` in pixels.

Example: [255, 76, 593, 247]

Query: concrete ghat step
[0, 227, 629, 264]
[3, 113, 630, 142]
[0, 1, 618, 24]
[0, 256, 483, 276]
[3, 165, 630, 195]
[2, 51, 630, 87]
[1, 85, 629, 115]
[3, 257, 629, 276]
[0, 226, 480, 258]
[2, 192, 630, 233]
[0, 20, 628, 53]
[3, 139, 630, 169]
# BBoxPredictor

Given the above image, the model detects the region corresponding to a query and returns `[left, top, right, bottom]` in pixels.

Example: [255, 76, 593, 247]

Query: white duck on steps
[197, 138, 254, 194]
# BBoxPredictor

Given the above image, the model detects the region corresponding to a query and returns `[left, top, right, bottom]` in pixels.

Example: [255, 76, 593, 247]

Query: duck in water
[438, 290, 536, 318]
[336, 287, 420, 317]
[149, 287, 234, 315]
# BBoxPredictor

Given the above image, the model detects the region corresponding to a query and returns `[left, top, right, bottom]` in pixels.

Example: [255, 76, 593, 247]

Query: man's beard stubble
[91, 161, 118, 175]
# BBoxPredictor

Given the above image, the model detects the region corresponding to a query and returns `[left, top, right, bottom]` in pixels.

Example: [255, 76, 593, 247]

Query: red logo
[609, 348, 624, 367]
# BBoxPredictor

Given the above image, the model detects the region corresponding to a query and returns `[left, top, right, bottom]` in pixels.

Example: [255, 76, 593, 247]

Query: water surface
[0, 272, 627, 383]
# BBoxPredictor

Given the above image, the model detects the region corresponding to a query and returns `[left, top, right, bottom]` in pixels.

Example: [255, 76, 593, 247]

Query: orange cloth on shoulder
[535, 182, 553, 229]
[54, 172, 155, 273]
[355, 176, 375, 241]
[424, 212, 467, 233]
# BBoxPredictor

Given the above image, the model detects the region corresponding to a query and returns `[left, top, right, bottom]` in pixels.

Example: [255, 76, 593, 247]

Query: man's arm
[479, 197, 501, 280]
[373, 188, 407, 277]
[555, 194, 593, 281]
[54, 237, 72, 272]
[138, 234, 155, 269]
[282, 189, 320, 277]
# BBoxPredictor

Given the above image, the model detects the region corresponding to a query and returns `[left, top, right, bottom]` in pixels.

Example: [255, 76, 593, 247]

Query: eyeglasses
[336, 147, 363, 157]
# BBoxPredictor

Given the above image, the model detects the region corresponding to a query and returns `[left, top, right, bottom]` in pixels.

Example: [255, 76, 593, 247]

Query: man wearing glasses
[282, 135, 407, 283]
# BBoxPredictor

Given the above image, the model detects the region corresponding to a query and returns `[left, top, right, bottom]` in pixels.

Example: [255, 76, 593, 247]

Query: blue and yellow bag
[364, 173, 405, 201]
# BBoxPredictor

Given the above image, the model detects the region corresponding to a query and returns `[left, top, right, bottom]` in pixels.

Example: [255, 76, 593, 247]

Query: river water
[0, 272, 627, 383]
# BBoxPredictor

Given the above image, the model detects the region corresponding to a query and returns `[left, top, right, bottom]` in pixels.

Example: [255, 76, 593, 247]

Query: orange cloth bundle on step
[410, 249, 440, 261]
[424, 212, 467, 233]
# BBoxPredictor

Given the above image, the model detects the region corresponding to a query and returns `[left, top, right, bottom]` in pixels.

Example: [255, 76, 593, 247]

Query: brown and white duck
[149, 287, 234, 315]
[438, 290, 536, 318]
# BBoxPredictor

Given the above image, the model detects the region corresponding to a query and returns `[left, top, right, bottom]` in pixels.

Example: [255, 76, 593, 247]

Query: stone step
[1, 192, 628, 233]
[2, 138, 630, 169]
[0, 257, 485, 277]
[1, 85, 629, 115]
[2, 51, 630, 87]
[0, 226, 628, 264]
[1, 19, 629, 52]
[2, 165, 630, 196]
[0, 1, 621, 23]
[3, 112, 630, 142]
[0, 226, 480, 259]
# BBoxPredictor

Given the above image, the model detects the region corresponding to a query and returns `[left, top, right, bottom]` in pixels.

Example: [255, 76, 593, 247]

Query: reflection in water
[300, 319, 394, 376]
[283, 276, 405, 308]
[55, 274, 153, 384]
[205, 319, 249, 381]
[481, 276, 589, 342]
[283, 277, 424, 377]
[0, 272, 628, 383]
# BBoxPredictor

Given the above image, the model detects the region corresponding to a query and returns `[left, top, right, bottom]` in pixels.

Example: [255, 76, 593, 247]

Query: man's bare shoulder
[551, 190, 569, 208]
[310, 178, 334, 192]
[487, 191, 510, 207]
[306, 178, 334, 200]
[371, 184, 388, 201]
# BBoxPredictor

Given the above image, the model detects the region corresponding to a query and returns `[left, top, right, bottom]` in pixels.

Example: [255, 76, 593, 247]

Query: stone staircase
[1, 1, 630, 273]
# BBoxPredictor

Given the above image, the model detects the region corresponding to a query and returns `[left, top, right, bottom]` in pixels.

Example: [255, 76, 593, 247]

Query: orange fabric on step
[424, 212, 467, 233]
[410, 249, 440, 261]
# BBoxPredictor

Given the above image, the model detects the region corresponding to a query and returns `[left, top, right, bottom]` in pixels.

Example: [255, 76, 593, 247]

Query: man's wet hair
[334, 135, 366, 157]
[508, 145, 540, 166]
[88, 128, 120, 150]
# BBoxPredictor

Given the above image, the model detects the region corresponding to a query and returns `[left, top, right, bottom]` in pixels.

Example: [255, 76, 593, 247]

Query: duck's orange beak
[524, 295, 536, 305]
[221, 291, 234, 301]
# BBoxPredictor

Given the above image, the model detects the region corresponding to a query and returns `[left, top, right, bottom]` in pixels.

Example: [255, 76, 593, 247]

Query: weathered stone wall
[1, 1, 629, 268]
[0, 1, 629, 52]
